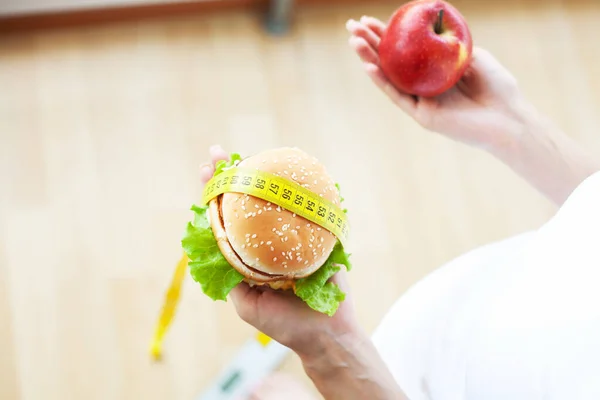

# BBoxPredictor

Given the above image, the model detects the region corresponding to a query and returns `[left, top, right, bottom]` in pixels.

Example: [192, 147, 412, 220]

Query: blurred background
[1, 0, 599, 399]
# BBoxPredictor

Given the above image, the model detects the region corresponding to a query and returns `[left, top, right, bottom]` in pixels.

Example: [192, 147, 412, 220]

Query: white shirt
[371, 171, 600, 400]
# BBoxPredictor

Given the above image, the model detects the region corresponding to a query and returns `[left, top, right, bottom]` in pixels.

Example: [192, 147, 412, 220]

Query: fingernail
[345, 19, 356, 30]
[200, 163, 212, 174]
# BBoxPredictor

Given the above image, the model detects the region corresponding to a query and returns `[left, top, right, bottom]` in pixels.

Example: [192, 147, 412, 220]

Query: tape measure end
[150, 341, 163, 361]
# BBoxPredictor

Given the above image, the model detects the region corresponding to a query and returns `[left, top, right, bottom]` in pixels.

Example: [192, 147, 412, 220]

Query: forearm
[492, 101, 600, 206]
[298, 328, 407, 400]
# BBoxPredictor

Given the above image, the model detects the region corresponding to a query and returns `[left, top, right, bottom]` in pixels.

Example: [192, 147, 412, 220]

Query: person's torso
[372, 172, 600, 400]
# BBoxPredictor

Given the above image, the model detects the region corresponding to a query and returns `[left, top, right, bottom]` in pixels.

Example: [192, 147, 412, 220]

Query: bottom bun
[208, 197, 300, 290]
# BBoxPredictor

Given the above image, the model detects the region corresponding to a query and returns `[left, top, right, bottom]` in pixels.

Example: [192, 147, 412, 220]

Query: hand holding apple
[378, 0, 473, 98]
[347, 14, 526, 152]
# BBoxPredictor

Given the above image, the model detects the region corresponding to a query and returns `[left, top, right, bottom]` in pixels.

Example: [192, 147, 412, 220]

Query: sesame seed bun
[208, 147, 341, 288]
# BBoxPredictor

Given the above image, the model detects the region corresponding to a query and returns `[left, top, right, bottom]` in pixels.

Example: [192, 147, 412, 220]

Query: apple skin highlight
[378, 0, 473, 98]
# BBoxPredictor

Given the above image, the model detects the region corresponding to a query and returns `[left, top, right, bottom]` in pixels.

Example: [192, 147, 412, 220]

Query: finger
[346, 19, 381, 50]
[199, 162, 214, 184]
[364, 62, 417, 114]
[359, 15, 386, 37]
[348, 36, 379, 65]
[330, 265, 350, 292]
[209, 144, 229, 166]
[229, 283, 259, 323]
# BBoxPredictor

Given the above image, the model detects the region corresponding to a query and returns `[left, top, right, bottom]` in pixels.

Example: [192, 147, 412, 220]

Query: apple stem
[434, 9, 444, 34]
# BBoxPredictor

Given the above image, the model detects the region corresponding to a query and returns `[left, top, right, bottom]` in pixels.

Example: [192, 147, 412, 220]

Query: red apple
[378, 0, 473, 98]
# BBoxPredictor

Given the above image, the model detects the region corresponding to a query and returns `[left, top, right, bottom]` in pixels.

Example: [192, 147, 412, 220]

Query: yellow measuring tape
[150, 166, 349, 360]
[201, 167, 349, 247]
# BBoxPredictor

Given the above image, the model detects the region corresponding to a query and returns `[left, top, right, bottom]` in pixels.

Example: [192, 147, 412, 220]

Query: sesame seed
[253, 244, 258, 248]
[270, 246, 275, 251]
[255, 204, 259, 209]
[314, 180, 317, 184]
[320, 237, 324, 242]
[273, 257, 277, 261]
[251, 234, 257, 239]
[296, 226, 300, 229]
[278, 218, 282, 222]
[317, 227, 322, 231]
[292, 213, 296, 217]
[272, 228, 276, 232]
[258, 210, 262, 215]
[246, 234, 250, 238]
[242, 206, 246, 211]
[246, 238, 250, 243]
[266, 241, 272, 245]
[304, 260, 309, 265]
[284, 171, 289, 175]
[260, 241, 264, 245]
[235, 213, 239, 219]
[242, 244, 246, 249]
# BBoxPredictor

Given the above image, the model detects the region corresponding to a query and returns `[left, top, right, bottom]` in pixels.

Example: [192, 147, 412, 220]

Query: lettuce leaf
[181, 204, 244, 301]
[294, 241, 352, 316]
[214, 153, 242, 176]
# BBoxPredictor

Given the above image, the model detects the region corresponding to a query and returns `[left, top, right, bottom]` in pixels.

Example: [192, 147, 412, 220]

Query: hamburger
[181, 147, 351, 316]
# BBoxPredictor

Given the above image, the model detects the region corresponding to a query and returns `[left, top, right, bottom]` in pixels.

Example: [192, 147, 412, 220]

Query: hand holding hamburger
[183, 145, 352, 317]
[184, 145, 358, 356]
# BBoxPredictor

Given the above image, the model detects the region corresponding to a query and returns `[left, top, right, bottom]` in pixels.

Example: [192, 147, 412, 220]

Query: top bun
[208, 147, 341, 285]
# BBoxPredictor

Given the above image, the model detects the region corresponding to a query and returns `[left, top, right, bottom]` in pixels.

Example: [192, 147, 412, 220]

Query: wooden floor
[1, 0, 599, 398]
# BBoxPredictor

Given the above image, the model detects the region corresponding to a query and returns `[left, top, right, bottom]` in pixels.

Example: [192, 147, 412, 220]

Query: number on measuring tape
[255, 178, 266, 190]
[294, 193, 305, 207]
[316, 205, 327, 220]
[269, 182, 280, 196]
[305, 200, 316, 213]
[281, 187, 293, 202]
